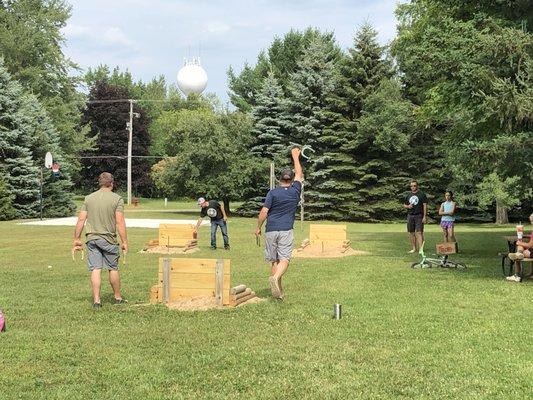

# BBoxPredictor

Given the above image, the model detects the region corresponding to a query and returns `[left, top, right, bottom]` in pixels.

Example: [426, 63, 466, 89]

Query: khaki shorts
[86, 239, 119, 271]
[264, 230, 294, 262]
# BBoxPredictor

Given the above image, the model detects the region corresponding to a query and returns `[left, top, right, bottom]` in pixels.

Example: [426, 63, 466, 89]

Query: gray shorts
[86, 239, 120, 271]
[264, 230, 294, 262]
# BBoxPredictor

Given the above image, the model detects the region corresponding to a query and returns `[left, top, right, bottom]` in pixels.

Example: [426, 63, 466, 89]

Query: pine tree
[282, 35, 343, 219]
[0, 63, 40, 218]
[341, 24, 408, 221]
[0, 173, 15, 221]
[250, 72, 288, 160]
[0, 61, 76, 218]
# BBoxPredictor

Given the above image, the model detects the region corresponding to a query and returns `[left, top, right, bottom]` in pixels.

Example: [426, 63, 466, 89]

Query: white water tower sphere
[177, 57, 208, 96]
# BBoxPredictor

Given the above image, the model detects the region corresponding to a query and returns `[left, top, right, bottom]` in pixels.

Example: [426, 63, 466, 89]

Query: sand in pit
[165, 296, 266, 311]
[292, 247, 368, 258]
[140, 246, 199, 255]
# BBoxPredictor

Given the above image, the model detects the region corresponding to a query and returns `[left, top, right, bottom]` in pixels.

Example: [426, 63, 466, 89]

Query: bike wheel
[456, 262, 467, 269]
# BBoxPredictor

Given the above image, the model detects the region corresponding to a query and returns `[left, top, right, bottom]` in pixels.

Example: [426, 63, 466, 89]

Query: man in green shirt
[72, 172, 128, 309]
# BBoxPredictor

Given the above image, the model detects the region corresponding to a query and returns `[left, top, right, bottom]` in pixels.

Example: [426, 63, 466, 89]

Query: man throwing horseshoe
[255, 147, 303, 299]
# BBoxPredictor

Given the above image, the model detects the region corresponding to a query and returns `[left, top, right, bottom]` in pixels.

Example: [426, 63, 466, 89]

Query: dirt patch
[292, 247, 369, 258]
[165, 295, 265, 311]
[166, 296, 220, 311]
[140, 246, 199, 255]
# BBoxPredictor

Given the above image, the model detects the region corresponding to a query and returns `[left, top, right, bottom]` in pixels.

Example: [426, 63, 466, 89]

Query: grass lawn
[1, 208, 532, 399]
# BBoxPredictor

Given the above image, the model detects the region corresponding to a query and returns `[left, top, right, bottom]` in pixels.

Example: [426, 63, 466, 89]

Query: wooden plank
[215, 259, 224, 306]
[230, 284, 247, 295]
[158, 258, 231, 274]
[309, 225, 347, 240]
[156, 257, 231, 305]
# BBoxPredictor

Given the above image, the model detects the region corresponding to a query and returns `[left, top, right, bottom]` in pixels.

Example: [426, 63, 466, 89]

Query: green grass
[1, 210, 532, 399]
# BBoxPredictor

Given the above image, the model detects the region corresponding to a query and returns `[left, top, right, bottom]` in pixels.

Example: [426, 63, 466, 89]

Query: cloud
[63, 0, 400, 102]
[102, 27, 132, 47]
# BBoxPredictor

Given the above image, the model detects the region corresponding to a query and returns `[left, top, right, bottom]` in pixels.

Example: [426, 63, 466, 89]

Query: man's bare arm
[292, 147, 304, 182]
[194, 217, 203, 231]
[116, 211, 128, 252]
[255, 207, 269, 236]
[73, 211, 87, 242]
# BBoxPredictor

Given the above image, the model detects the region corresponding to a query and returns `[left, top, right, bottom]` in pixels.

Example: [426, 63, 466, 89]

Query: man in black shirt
[195, 197, 229, 250]
[403, 180, 428, 253]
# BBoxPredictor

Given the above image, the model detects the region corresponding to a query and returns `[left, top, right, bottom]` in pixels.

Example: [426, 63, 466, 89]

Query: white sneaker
[506, 274, 522, 282]
[508, 252, 524, 261]
[408, 249, 416, 254]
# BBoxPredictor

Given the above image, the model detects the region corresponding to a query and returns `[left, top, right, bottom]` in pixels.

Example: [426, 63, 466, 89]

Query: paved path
[19, 217, 210, 229]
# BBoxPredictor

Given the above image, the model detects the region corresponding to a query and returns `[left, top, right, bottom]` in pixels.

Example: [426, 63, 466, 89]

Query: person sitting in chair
[506, 212, 533, 282]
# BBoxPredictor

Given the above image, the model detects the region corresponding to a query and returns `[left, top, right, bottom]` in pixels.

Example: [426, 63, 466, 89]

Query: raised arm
[292, 147, 303, 182]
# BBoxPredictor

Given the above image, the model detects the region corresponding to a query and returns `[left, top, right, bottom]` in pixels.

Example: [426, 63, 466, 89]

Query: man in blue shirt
[255, 147, 303, 299]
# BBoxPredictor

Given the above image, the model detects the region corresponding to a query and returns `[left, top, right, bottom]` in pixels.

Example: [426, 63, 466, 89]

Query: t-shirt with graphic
[263, 181, 302, 232]
[404, 191, 428, 215]
[200, 200, 224, 221]
[80, 189, 124, 244]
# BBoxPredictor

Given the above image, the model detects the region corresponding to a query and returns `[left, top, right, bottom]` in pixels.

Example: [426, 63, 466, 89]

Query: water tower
[177, 56, 208, 96]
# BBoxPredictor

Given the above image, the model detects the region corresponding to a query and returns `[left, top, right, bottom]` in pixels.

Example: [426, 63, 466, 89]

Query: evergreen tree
[250, 72, 288, 160]
[0, 173, 15, 220]
[0, 61, 75, 218]
[0, 0, 92, 175]
[341, 24, 409, 221]
[80, 81, 152, 195]
[282, 35, 342, 219]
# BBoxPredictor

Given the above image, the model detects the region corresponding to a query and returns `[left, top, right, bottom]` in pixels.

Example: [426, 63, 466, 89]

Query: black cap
[279, 168, 295, 181]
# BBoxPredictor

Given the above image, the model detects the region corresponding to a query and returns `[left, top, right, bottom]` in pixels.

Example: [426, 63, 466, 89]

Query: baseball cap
[279, 168, 295, 181]
[197, 197, 206, 205]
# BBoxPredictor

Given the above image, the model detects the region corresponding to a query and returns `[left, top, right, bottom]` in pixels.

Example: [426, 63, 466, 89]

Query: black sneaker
[114, 298, 128, 305]
[224, 245, 230, 250]
[92, 302, 102, 310]
[210, 246, 217, 250]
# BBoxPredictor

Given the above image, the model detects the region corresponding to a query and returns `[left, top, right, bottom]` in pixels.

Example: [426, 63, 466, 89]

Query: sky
[62, 0, 400, 104]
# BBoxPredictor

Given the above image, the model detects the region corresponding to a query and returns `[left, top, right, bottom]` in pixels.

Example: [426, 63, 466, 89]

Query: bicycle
[411, 241, 466, 269]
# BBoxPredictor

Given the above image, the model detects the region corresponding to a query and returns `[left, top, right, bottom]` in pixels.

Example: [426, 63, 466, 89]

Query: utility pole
[127, 99, 133, 206]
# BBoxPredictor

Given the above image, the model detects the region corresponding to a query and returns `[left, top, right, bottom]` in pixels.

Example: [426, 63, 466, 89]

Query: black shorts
[407, 214, 424, 233]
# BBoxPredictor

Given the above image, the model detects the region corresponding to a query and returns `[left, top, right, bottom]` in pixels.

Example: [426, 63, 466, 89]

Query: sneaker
[210, 246, 217, 250]
[92, 302, 102, 310]
[506, 274, 522, 282]
[114, 298, 128, 305]
[408, 249, 416, 254]
[508, 252, 524, 261]
[224, 245, 230, 250]
[269, 276, 282, 299]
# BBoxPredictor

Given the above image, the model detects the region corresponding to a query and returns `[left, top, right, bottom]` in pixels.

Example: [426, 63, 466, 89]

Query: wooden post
[162, 258, 171, 303]
[215, 258, 224, 306]
[270, 162, 275, 190]
[300, 182, 304, 232]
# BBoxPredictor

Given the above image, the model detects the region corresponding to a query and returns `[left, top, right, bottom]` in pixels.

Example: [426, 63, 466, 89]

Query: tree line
[0, 0, 531, 222]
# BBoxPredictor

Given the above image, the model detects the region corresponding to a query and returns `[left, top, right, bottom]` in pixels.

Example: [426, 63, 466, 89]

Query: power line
[78, 155, 166, 159]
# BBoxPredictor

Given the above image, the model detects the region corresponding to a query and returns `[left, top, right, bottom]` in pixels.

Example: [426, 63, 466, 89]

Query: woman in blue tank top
[438, 191, 457, 243]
